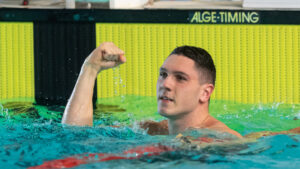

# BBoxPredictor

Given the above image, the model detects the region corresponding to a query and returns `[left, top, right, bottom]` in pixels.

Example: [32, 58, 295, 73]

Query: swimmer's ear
[199, 84, 214, 103]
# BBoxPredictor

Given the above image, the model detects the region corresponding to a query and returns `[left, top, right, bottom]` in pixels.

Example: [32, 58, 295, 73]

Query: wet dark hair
[170, 46, 216, 85]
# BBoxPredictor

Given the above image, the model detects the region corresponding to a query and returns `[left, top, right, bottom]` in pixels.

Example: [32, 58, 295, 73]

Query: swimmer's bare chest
[140, 119, 243, 138]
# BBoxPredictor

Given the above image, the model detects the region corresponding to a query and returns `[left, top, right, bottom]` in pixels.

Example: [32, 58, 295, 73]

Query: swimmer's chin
[157, 110, 169, 117]
[158, 110, 177, 119]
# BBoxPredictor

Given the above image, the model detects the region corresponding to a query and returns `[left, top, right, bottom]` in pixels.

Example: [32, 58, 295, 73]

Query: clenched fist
[84, 42, 126, 74]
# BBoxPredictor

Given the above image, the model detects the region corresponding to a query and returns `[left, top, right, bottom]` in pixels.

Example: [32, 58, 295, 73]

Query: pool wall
[0, 9, 299, 105]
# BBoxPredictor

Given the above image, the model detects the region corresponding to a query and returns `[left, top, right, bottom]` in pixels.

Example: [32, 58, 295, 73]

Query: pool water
[0, 96, 300, 169]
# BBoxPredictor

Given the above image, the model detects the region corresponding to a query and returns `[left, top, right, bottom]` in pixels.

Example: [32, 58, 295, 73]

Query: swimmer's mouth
[159, 96, 174, 102]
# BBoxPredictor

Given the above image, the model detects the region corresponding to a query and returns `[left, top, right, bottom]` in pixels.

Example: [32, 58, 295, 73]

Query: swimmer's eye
[159, 72, 168, 78]
[176, 75, 187, 81]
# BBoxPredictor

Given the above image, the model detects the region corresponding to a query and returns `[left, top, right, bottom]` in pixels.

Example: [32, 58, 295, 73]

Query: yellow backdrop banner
[96, 23, 299, 104]
[0, 22, 35, 102]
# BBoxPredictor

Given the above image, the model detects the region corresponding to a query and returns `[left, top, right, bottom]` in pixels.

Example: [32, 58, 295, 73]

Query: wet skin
[157, 54, 204, 119]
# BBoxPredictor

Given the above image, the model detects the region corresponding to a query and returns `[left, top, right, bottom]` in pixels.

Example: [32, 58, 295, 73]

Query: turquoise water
[0, 97, 300, 168]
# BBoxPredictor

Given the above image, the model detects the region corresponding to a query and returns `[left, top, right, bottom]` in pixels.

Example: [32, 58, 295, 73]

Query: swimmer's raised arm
[62, 42, 126, 126]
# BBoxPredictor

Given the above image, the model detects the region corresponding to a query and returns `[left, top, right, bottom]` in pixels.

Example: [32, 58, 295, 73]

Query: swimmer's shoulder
[205, 116, 243, 138]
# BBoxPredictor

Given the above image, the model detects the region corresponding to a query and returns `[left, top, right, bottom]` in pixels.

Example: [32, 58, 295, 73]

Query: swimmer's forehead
[159, 54, 199, 80]
[159, 67, 189, 77]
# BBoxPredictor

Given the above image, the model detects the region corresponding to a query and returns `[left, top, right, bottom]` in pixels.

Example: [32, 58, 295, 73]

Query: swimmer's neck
[167, 106, 210, 135]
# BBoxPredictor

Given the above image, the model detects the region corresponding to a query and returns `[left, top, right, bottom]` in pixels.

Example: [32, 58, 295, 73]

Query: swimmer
[61, 42, 243, 138]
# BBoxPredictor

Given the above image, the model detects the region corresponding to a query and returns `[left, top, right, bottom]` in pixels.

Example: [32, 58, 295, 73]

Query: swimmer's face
[157, 54, 208, 118]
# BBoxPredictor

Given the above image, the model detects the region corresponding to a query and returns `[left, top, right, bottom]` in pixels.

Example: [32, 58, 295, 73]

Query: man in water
[61, 42, 241, 138]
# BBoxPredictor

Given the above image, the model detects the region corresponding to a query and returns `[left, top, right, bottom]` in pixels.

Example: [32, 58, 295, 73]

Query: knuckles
[98, 42, 123, 56]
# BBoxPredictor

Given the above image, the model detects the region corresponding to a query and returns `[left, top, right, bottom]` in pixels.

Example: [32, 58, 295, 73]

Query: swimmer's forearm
[62, 42, 125, 126]
[62, 64, 98, 126]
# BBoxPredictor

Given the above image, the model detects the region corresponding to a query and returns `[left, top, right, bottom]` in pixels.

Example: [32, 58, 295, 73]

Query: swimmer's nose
[161, 76, 173, 91]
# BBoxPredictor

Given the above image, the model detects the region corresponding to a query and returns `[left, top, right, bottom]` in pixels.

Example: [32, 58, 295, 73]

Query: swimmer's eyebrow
[159, 67, 167, 72]
[159, 67, 189, 78]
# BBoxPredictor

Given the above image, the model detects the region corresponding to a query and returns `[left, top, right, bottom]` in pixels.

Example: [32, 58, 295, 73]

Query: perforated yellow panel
[0, 22, 35, 102]
[96, 23, 299, 104]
